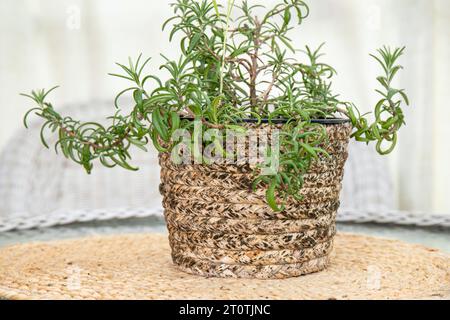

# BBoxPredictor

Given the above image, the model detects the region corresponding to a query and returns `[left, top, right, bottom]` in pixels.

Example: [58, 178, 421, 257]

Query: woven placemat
[0, 233, 448, 300]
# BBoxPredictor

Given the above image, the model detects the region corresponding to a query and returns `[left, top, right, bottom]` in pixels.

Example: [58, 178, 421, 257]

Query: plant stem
[250, 16, 262, 113]
[219, 0, 235, 95]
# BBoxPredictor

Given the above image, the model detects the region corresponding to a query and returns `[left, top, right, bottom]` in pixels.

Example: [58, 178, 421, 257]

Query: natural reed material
[159, 122, 352, 279]
[0, 233, 448, 300]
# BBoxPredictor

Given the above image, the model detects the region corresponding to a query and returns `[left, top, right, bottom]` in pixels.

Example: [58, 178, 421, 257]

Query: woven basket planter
[159, 121, 353, 279]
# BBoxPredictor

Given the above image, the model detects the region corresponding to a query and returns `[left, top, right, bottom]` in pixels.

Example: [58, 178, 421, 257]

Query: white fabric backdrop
[0, 0, 449, 214]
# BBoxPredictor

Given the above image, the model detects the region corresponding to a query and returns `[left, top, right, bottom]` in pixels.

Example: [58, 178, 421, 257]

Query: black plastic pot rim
[241, 118, 350, 125]
[181, 117, 350, 125]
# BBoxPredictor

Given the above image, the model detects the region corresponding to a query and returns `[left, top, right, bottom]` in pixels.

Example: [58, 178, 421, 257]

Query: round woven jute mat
[0, 233, 448, 300]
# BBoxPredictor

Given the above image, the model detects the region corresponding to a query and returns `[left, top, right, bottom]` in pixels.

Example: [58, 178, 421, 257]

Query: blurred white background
[0, 0, 449, 215]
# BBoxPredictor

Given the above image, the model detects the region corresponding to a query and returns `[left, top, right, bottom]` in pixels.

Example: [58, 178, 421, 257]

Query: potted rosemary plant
[22, 0, 410, 279]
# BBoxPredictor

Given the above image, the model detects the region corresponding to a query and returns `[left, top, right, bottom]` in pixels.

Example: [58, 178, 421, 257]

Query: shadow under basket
[159, 122, 353, 279]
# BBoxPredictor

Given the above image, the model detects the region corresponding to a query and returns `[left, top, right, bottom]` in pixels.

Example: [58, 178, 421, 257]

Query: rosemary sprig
[22, 0, 410, 211]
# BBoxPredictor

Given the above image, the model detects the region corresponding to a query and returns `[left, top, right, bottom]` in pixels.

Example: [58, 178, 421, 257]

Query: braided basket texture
[159, 122, 353, 279]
